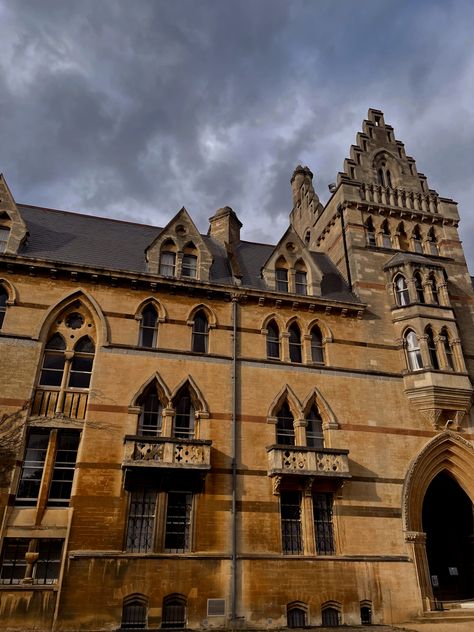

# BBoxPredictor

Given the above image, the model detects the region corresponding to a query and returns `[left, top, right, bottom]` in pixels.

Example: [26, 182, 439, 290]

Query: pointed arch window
[162, 594, 187, 629]
[426, 327, 439, 370]
[306, 405, 324, 448]
[137, 383, 163, 436]
[139, 304, 158, 348]
[295, 261, 307, 296]
[427, 228, 439, 256]
[441, 328, 455, 371]
[275, 258, 289, 293]
[397, 222, 409, 250]
[322, 606, 341, 627]
[405, 330, 423, 371]
[191, 310, 208, 353]
[394, 275, 409, 306]
[39, 334, 67, 387]
[287, 604, 307, 628]
[311, 326, 324, 364]
[429, 273, 439, 305]
[276, 402, 295, 446]
[0, 286, 7, 329]
[288, 323, 302, 363]
[173, 388, 195, 439]
[365, 217, 376, 247]
[0, 227, 9, 253]
[121, 594, 148, 629]
[412, 225, 423, 253]
[68, 337, 95, 388]
[414, 272, 425, 303]
[266, 320, 280, 359]
[381, 221, 392, 248]
[160, 241, 177, 277]
[386, 170, 392, 188]
[182, 243, 198, 278]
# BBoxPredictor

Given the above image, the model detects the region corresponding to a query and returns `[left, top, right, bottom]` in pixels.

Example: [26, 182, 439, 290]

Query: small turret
[289, 165, 323, 245]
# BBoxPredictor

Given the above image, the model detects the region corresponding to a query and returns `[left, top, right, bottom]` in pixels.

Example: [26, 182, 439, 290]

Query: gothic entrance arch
[403, 431, 474, 608]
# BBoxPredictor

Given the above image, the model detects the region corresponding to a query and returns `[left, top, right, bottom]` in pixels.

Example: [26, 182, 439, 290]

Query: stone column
[434, 336, 449, 370]
[452, 338, 468, 373]
[281, 332, 290, 363]
[161, 407, 175, 436]
[405, 531, 435, 611]
[294, 418, 306, 446]
[419, 335, 430, 369]
[303, 478, 316, 555]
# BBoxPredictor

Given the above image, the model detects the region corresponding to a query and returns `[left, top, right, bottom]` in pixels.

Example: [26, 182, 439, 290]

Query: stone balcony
[31, 387, 88, 420]
[123, 436, 212, 471]
[266, 445, 350, 479]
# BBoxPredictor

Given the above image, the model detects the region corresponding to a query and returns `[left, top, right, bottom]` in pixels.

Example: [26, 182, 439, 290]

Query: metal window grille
[191, 312, 208, 353]
[288, 325, 302, 363]
[313, 493, 335, 555]
[138, 388, 163, 436]
[16, 430, 50, 505]
[160, 252, 176, 277]
[35, 540, 63, 584]
[48, 431, 80, 506]
[266, 322, 280, 359]
[162, 595, 187, 628]
[139, 305, 158, 348]
[0, 539, 28, 584]
[164, 492, 192, 553]
[281, 491, 302, 554]
[207, 599, 225, 616]
[276, 268, 288, 292]
[122, 596, 148, 629]
[287, 607, 306, 628]
[126, 489, 157, 553]
[322, 607, 340, 627]
[182, 254, 197, 278]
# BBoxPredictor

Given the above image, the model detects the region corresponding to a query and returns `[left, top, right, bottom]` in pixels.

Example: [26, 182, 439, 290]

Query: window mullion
[303, 485, 316, 555]
[56, 354, 73, 414]
[34, 430, 58, 524]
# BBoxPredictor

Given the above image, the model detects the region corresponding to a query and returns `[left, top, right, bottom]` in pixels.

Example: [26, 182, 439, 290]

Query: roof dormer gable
[145, 207, 213, 281]
[261, 226, 322, 296]
[0, 174, 28, 254]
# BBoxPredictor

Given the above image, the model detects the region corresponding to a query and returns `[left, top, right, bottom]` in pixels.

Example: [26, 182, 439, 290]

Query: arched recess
[402, 431, 474, 608]
[301, 388, 339, 430]
[306, 318, 333, 342]
[186, 303, 217, 328]
[37, 289, 109, 347]
[260, 313, 284, 333]
[130, 372, 172, 409]
[267, 385, 301, 423]
[170, 375, 209, 418]
[134, 297, 168, 323]
[0, 277, 17, 304]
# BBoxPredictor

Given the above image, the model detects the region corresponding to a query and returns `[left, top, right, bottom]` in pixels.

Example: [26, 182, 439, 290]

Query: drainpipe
[230, 295, 238, 623]
[339, 204, 353, 292]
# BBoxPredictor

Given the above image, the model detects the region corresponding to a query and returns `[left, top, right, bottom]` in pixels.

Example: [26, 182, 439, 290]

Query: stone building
[0, 108, 473, 630]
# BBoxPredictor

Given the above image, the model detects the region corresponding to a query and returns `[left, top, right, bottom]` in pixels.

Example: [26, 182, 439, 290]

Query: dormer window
[0, 227, 9, 253]
[159, 240, 177, 277]
[275, 258, 289, 293]
[295, 261, 307, 296]
[182, 243, 198, 278]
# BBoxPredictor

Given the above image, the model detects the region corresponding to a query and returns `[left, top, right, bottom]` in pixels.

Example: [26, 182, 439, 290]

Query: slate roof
[16, 204, 359, 302]
[383, 251, 443, 270]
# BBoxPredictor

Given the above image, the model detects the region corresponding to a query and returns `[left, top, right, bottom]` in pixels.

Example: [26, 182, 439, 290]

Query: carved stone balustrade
[31, 387, 88, 420]
[359, 183, 439, 214]
[266, 445, 350, 479]
[123, 436, 212, 471]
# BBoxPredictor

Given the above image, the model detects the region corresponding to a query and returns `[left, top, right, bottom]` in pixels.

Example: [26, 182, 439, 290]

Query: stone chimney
[289, 165, 323, 240]
[208, 206, 242, 246]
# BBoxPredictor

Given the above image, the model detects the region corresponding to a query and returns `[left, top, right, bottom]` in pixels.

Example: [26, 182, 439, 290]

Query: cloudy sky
[1, 1, 473, 269]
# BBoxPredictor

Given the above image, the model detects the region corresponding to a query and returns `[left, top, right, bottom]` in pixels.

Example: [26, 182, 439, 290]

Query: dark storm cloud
[0, 0, 473, 268]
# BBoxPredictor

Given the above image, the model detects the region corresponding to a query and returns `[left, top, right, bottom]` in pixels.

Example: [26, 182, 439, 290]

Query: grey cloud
[0, 0, 473, 268]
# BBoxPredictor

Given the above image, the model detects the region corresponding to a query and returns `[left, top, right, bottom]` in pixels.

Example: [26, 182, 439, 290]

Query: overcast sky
[0, 1, 473, 270]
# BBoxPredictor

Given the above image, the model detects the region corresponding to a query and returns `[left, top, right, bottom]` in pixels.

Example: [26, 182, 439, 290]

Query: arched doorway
[422, 471, 474, 600]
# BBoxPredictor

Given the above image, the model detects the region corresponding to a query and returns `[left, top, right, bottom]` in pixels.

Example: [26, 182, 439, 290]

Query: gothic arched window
[137, 383, 163, 436]
[139, 304, 158, 348]
[412, 225, 423, 253]
[266, 320, 280, 359]
[276, 402, 295, 446]
[173, 388, 195, 439]
[365, 217, 376, 247]
[68, 337, 95, 388]
[160, 240, 177, 277]
[425, 327, 439, 370]
[182, 243, 198, 278]
[429, 273, 439, 305]
[311, 325, 324, 364]
[191, 310, 209, 353]
[295, 261, 307, 296]
[287, 604, 307, 628]
[39, 334, 67, 387]
[405, 330, 423, 371]
[306, 405, 324, 448]
[441, 328, 455, 371]
[394, 275, 409, 306]
[414, 272, 425, 303]
[121, 595, 148, 630]
[288, 323, 302, 363]
[381, 220, 392, 248]
[162, 594, 187, 629]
